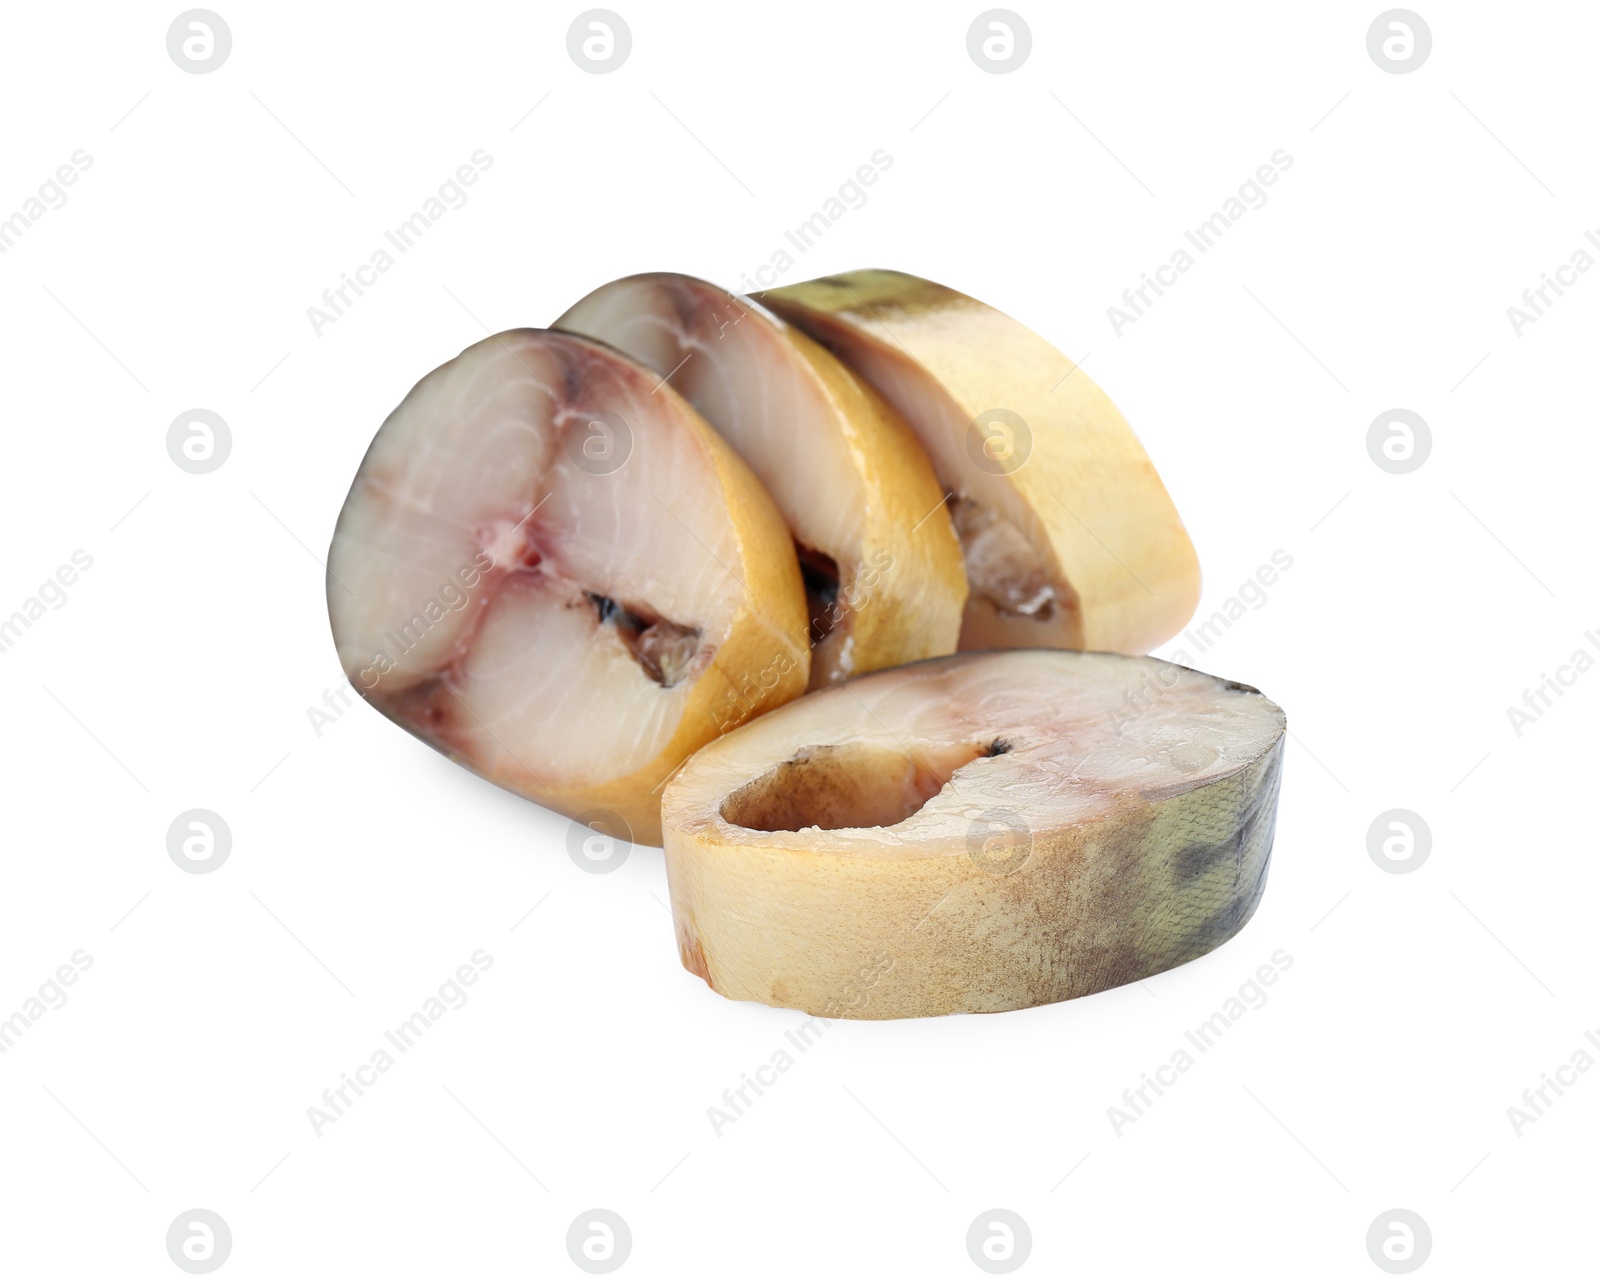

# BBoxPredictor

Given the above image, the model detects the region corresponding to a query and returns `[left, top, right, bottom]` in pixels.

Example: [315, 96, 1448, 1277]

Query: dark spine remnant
[796, 544, 842, 646]
[586, 592, 703, 688]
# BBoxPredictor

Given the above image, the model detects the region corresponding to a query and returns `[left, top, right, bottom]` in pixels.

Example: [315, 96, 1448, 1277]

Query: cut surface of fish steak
[328, 328, 808, 845]
[759, 270, 1202, 656]
[662, 649, 1285, 1018]
[555, 272, 966, 688]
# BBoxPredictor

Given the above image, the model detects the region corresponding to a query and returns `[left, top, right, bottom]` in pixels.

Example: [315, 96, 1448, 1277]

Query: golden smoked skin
[781, 320, 967, 682]
[555, 274, 967, 688]
[662, 650, 1285, 1018]
[327, 329, 808, 846]
[759, 271, 1202, 655]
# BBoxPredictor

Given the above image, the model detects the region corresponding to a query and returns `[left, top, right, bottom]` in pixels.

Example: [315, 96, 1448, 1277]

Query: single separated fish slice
[327, 329, 809, 845]
[758, 270, 1202, 655]
[555, 273, 967, 688]
[662, 649, 1285, 1018]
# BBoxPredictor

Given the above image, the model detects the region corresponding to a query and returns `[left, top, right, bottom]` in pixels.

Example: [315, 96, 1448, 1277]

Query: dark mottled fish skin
[1147, 738, 1285, 982]
[947, 735, 1285, 1013]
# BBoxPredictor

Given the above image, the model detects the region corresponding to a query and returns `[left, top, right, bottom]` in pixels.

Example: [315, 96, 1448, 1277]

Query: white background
[2, 1, 1595, 1278]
